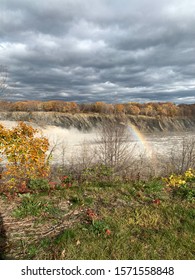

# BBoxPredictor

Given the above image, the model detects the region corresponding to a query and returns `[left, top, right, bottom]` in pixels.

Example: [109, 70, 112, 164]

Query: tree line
[0, 100, 194, 117]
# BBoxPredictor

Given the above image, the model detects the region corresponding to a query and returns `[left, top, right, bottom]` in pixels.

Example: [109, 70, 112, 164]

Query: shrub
[28, 178, 50, 192]
[0, 122, 50, 193]
[164, 168, 195, 200]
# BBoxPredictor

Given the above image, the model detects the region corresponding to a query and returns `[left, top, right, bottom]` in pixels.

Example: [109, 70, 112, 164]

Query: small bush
[0, 122, 50, 193]
[172, 185, 195, 200]
[28, 178, 50, 192]
[164, 168, 195, 201]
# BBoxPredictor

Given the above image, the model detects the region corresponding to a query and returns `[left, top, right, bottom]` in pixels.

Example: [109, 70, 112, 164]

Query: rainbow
[120, 122, 159, 176]
[126, 123, 158, 173]
[126, 123, 155, 159]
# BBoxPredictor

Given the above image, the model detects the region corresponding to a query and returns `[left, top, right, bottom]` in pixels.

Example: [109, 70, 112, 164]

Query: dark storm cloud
[1, 0, 195, 103]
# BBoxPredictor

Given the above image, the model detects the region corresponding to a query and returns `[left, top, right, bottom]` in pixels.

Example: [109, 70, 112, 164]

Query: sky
[0, 0, 195, 104]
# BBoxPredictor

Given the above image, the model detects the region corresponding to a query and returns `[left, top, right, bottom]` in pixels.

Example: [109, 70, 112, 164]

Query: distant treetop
[0, 100, 194, 117]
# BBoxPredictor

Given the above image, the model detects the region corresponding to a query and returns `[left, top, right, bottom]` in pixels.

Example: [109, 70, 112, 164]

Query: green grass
[12, 193, 63, 219]
[1, 178, 195, 260]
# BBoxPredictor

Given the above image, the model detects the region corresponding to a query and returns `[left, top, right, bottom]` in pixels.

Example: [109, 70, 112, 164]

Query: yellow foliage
[184, 168, 195, 179]
[0, 122, 50, 189]
[164, 168, 195, 188]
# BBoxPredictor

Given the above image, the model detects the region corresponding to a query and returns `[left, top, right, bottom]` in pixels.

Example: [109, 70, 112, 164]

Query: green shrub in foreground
[28, 178, 50, 192]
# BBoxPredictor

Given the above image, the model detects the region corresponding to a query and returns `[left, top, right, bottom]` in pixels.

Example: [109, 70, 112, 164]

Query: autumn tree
[92, 102, 106, 113]
[164, 102, 179, 116]
[140, 104, 155, 116]
[156, 102, 179, 117]
[0, 122, 50, 191]
[114, 104, 125, 114]
[79, 103, 94, 113]
[178, 104, 190, 116]
[1, 99, 194, 117]
[62, 102, 79, 113]
[11, 101, 29, 111]
[125, 103, 140, 115]
[24, 100, 42, 112]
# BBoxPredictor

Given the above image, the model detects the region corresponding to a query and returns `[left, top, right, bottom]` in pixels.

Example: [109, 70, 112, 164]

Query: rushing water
[144, 131, 195, 157]
[0, 120, 195, 166]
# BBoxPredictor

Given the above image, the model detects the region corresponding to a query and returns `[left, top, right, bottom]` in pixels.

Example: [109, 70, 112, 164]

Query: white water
[0, 120, 194, 165]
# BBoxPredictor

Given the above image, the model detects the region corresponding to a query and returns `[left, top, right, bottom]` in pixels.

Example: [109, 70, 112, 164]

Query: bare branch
[161, 136, 195, 175]
[94, 121, 136, 173]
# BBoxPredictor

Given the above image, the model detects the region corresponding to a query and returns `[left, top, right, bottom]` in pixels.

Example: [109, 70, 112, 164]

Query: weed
[81, 164, 114, 187]
[27, 245, 38, 259]
[69, 195, 84, 206]
[90, 219, 110, 235]
[12, 194, 59, 218]
[28, 178, 50, 192]
[54, 229, 76, 245]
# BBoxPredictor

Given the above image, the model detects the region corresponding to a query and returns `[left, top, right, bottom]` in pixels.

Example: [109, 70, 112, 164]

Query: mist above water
[0, 120, 195, 167]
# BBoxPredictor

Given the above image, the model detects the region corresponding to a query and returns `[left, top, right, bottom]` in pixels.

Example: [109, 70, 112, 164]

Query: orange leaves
[0, 122, 50, 191]
[125, 104, 141, 115]
[1, 100, 194, 117]
[86, 208, 98, 220]
[105, 229, 111, 235]
[114, 104, 125, 114]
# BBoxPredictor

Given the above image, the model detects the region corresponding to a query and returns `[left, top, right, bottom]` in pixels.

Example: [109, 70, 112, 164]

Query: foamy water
[0, 121, 98, 164]
[0, 120, 194, 165]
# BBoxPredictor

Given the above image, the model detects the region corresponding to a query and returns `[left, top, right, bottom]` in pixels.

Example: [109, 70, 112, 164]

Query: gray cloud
[0, 0, 195, 103]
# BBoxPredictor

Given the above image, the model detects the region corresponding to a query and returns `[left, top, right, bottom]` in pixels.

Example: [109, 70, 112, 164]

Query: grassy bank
[1, 176, 194, 260]
[0, 121, 194, 260]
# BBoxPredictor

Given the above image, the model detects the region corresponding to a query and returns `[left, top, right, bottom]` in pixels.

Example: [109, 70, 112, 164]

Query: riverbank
[0, 119, 194, 260]
[0, 111, 195, 133]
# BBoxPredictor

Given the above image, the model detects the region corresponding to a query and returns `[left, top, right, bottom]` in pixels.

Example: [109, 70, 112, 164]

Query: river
[0, 121, 195, 174]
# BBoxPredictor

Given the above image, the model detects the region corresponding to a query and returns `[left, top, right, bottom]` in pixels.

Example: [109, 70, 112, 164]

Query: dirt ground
[0, 197, 83, 259]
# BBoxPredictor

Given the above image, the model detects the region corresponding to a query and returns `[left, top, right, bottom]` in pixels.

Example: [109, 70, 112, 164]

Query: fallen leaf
[76, 240, 81, 246]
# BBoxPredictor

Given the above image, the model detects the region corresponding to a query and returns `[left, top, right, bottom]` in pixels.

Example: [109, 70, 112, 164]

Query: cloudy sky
[1, 0, 195, 103]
